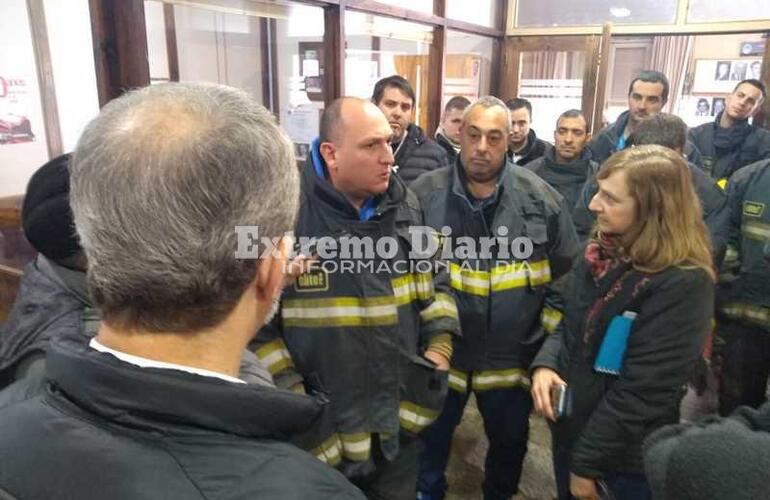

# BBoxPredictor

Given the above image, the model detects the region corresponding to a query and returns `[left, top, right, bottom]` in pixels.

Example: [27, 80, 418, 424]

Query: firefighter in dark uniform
[412, 96, 580, 500]
[252, 97, 461, 500]
[717, 158, 770, 415]
[689, 79, 770, 186]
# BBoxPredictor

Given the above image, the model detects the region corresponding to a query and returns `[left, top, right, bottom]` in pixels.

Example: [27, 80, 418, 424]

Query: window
[687, 0, 770, 23]
[1, 0, 99, 197]
[444, 31, 494, 102]
[344, 11, 433, 130]
[516, 0, 677, 27]
[446, 0, 499, 28]
[145, 0, 326, 162]
[365, 0, 434, 15]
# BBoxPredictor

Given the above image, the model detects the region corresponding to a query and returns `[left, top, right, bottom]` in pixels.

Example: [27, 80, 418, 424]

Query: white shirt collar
[89, 338, 246, 384]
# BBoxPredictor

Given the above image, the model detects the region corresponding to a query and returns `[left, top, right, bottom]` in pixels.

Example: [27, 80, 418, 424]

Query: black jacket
[689, 116, 770, 181]
[253, 144, 460, 472]
[394, 124, 449, 184]
[533, 255, 713, 478]
[435, 130, 459, 166]
[644, 402, 770, 500]
[0, 255, 98, 388]
[588, 110, 703, 167]
[411, 159, 579, 373]
[0, 334, 364, 500]
[507, 129, 549, 166]
[573, 161, 728, 257]
[718, 159, 770, 330]
[522, 146, 599, 218]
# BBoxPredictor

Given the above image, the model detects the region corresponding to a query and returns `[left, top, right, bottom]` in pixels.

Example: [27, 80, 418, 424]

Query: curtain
[521, 51, 585, 80]
[649, 35, 694, 113]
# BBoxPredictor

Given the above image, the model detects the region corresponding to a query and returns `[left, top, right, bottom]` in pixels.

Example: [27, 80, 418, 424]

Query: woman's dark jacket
[532, 252, 714, 478]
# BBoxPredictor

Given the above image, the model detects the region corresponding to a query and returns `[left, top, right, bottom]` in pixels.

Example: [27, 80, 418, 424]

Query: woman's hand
[570, 473, 600, 500]
[531, 366, 566, 422]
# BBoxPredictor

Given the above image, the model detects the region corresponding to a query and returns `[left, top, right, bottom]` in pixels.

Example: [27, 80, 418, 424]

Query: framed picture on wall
[299, 42, 325, 102]
[693, 58, 761, 93]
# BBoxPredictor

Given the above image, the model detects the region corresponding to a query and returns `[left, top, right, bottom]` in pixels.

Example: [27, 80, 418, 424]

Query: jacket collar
[36, 255, 91, 307]
[46, 334, 322, 439]
[510, 129, 539, 158]
[450, 156, 513, 206]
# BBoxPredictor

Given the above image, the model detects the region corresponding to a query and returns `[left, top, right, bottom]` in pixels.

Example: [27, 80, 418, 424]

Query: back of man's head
[628, 70, 670, 104]
[504, 98, 532, 118]
[443, 96, 471, 117]
[70, 83, 298, 333]
[371, 75, 416, 106]
[627, 113, 687, 153]
[22, 153, 84, 269]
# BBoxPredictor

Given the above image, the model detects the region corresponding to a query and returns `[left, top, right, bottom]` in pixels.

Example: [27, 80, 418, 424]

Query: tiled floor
[444, 395, 556, 500]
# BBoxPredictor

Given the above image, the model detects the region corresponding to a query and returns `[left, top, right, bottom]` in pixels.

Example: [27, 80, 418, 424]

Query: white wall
[0, 0, 49, 197]
[44, 0, 100, 153]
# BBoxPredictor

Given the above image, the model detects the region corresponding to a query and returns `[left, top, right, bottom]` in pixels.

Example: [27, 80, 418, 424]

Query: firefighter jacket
[252, 140, 461, 473]
[720, 159, 770, 332]
[689, 117, 770, 183]
[410, 158, 580, 394]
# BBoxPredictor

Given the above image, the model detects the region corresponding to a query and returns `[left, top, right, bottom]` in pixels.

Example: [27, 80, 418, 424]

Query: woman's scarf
[584, 232, 629, 281]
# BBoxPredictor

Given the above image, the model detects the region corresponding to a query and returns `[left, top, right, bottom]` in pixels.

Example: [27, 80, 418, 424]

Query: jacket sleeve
[685, 140, 704, 169]
[643, 402, 770, 500]
[417, 227, 461, 358]
[250, 312, 304, 392]
[720, 166, 754, 273]
[570, 269, 714, 478]
[572, 178, 598, 242]
[547, 195, 581, 280]
[701, 182, 729, 268]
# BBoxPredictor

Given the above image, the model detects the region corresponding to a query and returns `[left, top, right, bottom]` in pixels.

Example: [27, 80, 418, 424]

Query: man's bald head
[320, 97, 382, 146]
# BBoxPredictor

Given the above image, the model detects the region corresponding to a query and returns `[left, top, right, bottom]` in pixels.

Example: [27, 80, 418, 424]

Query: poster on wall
[692, 58, 762, 94]
[0, 76, 36, 145]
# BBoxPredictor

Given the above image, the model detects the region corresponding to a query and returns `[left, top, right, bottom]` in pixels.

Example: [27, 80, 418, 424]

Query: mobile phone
[551, 383, 572, 420]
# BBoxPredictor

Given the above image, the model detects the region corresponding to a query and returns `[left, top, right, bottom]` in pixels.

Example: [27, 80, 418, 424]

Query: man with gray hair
[412, 96, 579, 500]
[0, 83, 364, 500]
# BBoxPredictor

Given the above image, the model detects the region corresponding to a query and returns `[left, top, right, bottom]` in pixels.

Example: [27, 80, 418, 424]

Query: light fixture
[609, 7, 631, 18]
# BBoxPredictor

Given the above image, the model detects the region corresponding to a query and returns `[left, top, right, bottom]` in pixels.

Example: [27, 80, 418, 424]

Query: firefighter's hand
[283, 254, 317, 285]
[424, 350, 450, 371]
[570, 473, 600, 500]
[532, 366, 566, 422]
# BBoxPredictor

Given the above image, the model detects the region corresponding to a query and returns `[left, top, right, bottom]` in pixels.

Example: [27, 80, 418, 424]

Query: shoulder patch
[744, 201, 765, 217]
[295, 268, 329, 292]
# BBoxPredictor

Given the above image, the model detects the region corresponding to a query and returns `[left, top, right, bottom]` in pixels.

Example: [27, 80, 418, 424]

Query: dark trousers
[417, 386, 532, 500]
[350, 436, 420, 500]
[718, 319, 770, 416]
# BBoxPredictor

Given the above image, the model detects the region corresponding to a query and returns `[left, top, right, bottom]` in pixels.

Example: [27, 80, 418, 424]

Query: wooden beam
[259, 18, 280, 113]
[581, 34, 601, 134]
[89, 0, 150, 107]
[341, 0, 502, 37]
[590, 23, 612, 136]
[498, 37, 520, 101]
[26, 0, 63, 158]
[163, 3, 179, 82]
[427, 0, 446, 137]
[323, 2, 345, 105]
[752, 35, 770, 129]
